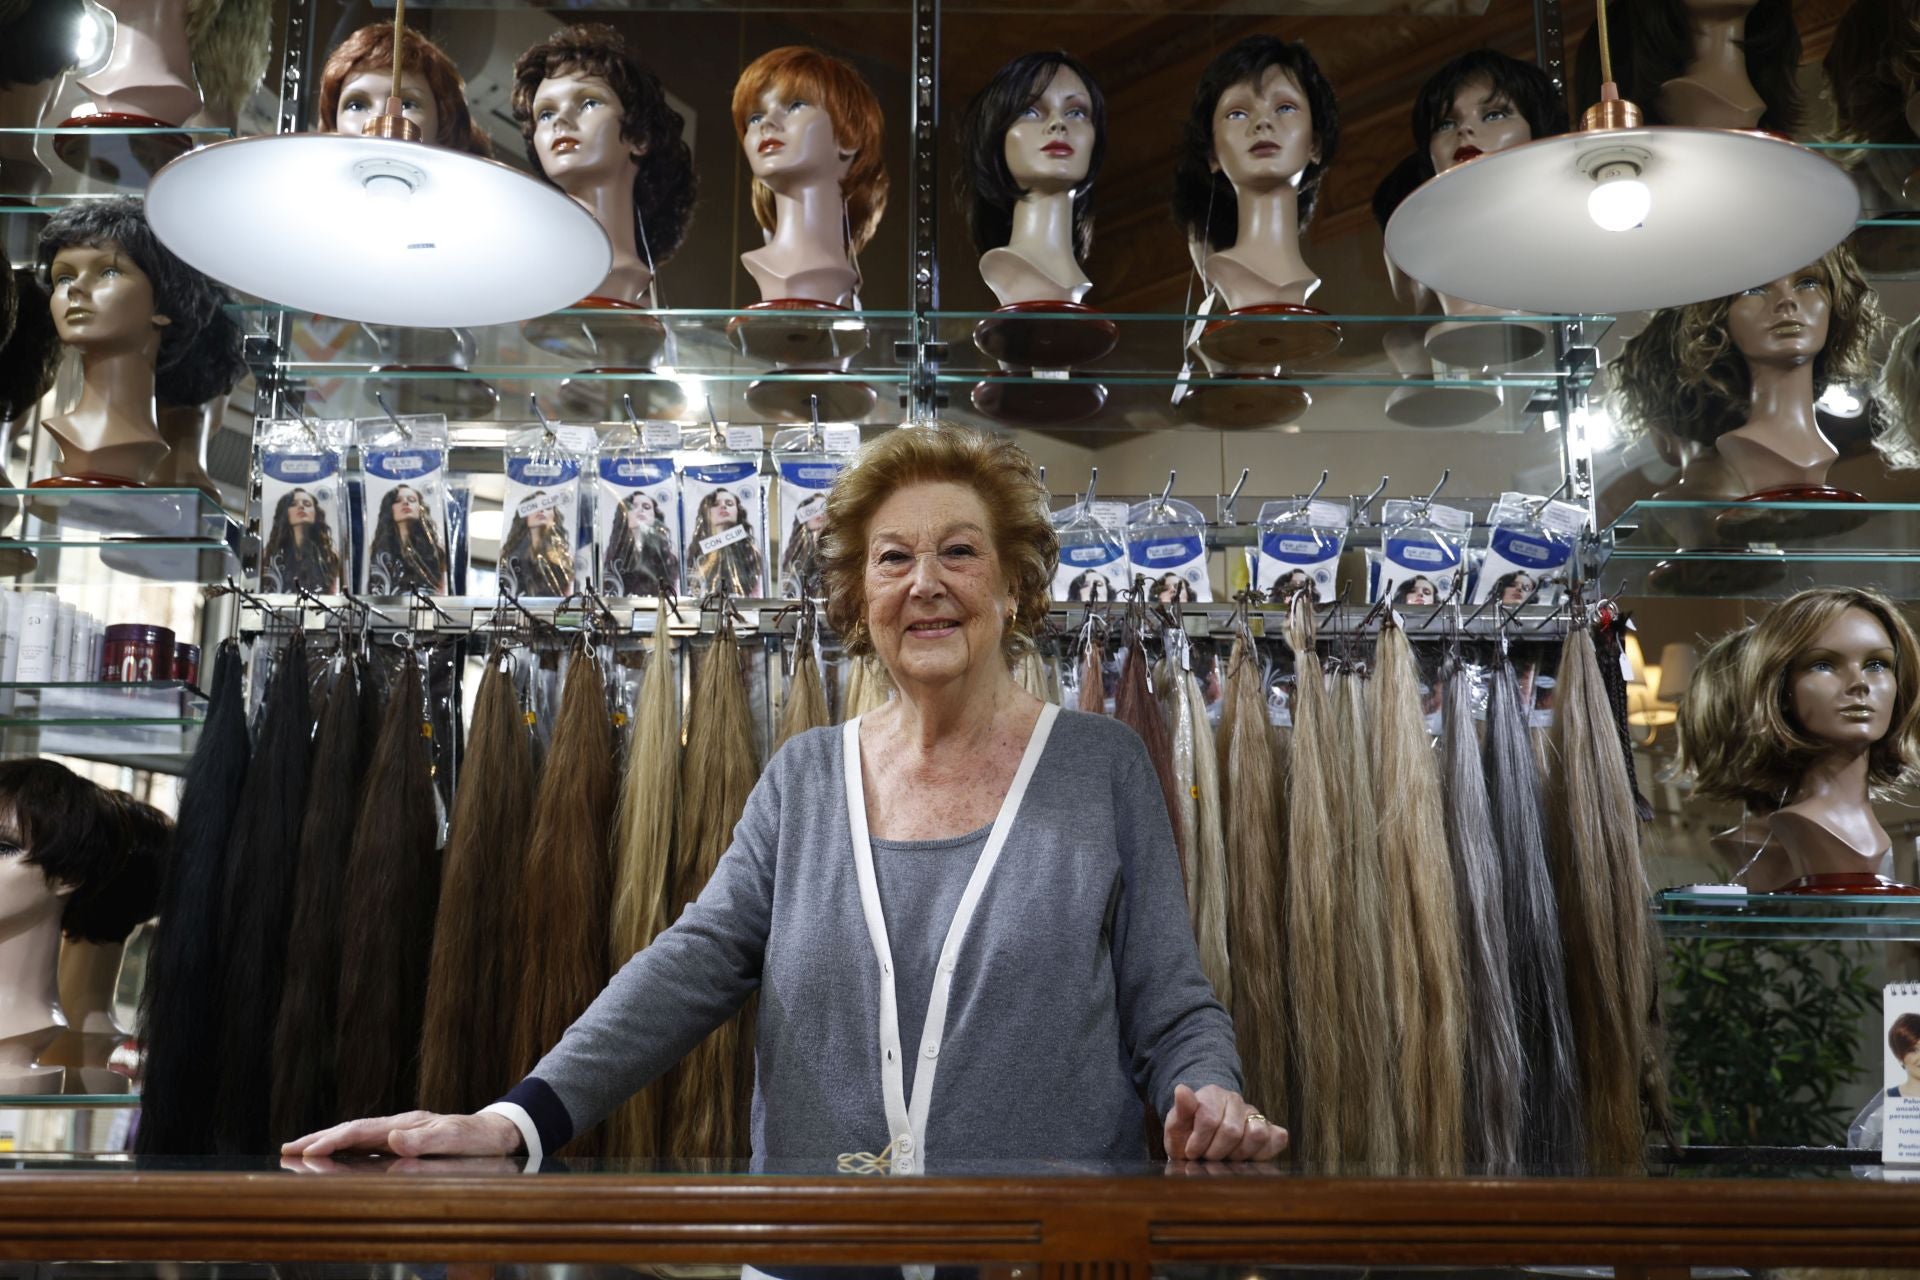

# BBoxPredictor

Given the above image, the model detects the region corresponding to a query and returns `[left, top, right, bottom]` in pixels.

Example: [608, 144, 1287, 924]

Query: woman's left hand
[1162, 1083, 1289, 1162]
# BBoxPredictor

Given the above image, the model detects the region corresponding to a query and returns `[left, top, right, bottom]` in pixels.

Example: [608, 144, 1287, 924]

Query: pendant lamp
[1383, 6, 1858, 314]
[144, 1, 610, 329]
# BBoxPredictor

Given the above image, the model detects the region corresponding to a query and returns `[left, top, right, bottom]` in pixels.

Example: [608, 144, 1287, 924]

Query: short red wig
[317, 24, 490, 157]
[731, 46, 888, 254]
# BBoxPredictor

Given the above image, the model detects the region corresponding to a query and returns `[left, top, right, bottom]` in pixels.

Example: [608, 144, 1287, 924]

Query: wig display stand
[520, 297, 668, 367]
[557, 373, 686, 422]
[1191, 303, 1341, 368]
[970, 302, 1117, 427]
[1381, 325, 1501, 428]
[152, 402, 221, 502]
[1422, 313, 1549, 369]
[1175, 374, 1311, 429]
[1778, 872, 1920, 896]
[51, 114, 195, 186]
[1643, 554, 1790, 597]
[0, 78, 61, 206]
[729, 301, 876, 422]
[362, 325, 499, 420]
[57, 0, 202, 185]
[0, 1025, 67, 1097]
[1712, 486, 1871, 541]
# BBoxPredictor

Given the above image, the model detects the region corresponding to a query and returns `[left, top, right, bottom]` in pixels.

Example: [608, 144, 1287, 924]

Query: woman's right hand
[280, 1110, 522, 1159]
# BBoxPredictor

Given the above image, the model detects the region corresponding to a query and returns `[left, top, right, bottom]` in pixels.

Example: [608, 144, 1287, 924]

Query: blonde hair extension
[1158, 650, 1200, 907]
[1369, 623, 1467, 1173]
[841, 653, 893, 721]
[1014, 648, 1051, 703]
[1282, 604, 1342, 1164]
[1441, 665, 1525, 1171]
[1547, 626, 1654, 1169]
[1331, 667, 1399, 1168]
[1219, 632, 1287, 1121]
[663, 626, 760, 1158]
[777, 633, 829, 750]
[606, 601, 681, 1158]
[1183, 663, 1232, 1013]
[511, 645, 617, 1157]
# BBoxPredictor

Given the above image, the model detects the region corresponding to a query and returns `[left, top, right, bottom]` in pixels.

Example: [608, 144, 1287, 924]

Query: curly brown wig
[1612, 243, 1882, 448]
[1824, 0, 1920, 145]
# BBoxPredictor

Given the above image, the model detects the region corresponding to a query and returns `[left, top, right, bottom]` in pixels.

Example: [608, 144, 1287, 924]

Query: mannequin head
[1679, 588, 1920, 811]
[512, 24, 697, 267]
[1612, 243, 1879, 448]
[318, 23, 490, 156]
[961, 51, 1107, 258]
[1412, 49, 1567, 179]
[0, 761, 162, 945]
[0, 269, 59, 420]
[1173, 35, 1338, 255]
[1876, 316, 1920, 470]
[1825, 0, 1920, 145]
[36, 198, 246, 408]
[732, 46, 889, 255]
[1574, 0, 1800, 134]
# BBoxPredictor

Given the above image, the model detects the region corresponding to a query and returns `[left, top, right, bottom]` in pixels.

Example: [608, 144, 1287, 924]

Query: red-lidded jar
[100, 624, 176, 683]
[172, 643, 200, 686]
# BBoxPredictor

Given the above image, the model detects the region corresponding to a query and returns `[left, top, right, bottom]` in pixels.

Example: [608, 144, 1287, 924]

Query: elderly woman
[286, 425, 1281, 1168]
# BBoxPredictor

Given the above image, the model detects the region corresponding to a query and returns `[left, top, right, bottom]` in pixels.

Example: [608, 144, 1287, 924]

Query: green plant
[1663, 937, 1877, 1147]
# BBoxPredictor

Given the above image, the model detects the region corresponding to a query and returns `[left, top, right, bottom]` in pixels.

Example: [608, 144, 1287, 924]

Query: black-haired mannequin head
[961, 50, 1106, 306]
[1575, 0, 1800, 133]
[1171, 34, 1339, 311]
[1411, 48, 1567, 182]
[0, 0, 84, 199]
[512, 24, 698, 305]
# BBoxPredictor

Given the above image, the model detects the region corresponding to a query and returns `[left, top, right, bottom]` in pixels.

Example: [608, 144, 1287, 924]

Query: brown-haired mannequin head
[1825, 0, 1920, 147]
[317, 23, 490, 156]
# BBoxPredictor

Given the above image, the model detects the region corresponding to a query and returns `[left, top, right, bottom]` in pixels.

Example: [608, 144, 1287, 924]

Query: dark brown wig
[271, 654, 378, 1145]
[212, 631, 314, 1153]
[136, 640, 251, 1156]
[1825, 0, 1920, 145]
[1575, 0, 1801, 135]
[510, 646, 617, 1156]
[334, 653, 442, 1121]
[960, 50, 1107, 258]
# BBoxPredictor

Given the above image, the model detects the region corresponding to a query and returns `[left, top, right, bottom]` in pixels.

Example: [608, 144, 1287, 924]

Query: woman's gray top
[490, 707, 1241, 1169]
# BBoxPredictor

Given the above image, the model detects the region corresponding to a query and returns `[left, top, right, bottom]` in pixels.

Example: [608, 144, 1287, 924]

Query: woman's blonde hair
[820, 425, 1056, 662]
[731, 46, 889, 254]
[1687, 588, 1920, 811]
[1612, 243, 1881, 447]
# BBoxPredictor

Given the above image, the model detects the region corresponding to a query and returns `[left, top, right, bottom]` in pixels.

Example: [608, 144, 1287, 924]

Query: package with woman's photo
[1880, 984, 1920, 1166]
[1373, 497, 1469, 607]
[498, 425, 584, 598]
[1253, 497, 1348, 605]
[357, 415, 454, 595]
[772, 426, 854, 598]
[1051, 500, 1129, 601]
[1468, 491, 1585, 606]
[256, 417, 352, 593]
[679, 446, 769, 597]
[595, 420, 682, 598]
[1127, 497, 1212, 603]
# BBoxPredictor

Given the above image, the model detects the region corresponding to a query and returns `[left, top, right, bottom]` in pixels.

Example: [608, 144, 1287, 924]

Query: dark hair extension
[510, 646, 617, 1156]
[1369, 151, 1429, 232]
[210, 631, 313, 1153]
[1441, 664, 1525, 1171]
[960, 50, 1107, 258]
[1218, 633, 1287, 1124]
[662, 626, 759, 1159]
[270, 654, 377, 1145]
[1594, 615, 1655, 822]
[0, 0, 83, 89]
[1546, 627, 1654, 1169]
[1574, 0, 1801, 134]
[136, 640, 251, 1155]
[417, 654, 537, 1118]
[1172, 34, 1340, 251]
[1113, 634, 1185, 882]
[0, 268, 60, 420]
[334, 652, 442, 1121]
[1078, 630, 1105, 714]
[1409, 49, 1568, 181]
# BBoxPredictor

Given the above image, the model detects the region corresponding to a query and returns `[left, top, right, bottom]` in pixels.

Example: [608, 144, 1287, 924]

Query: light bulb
[1587, 161, 1651, 232]
[72, 0, 115, 76]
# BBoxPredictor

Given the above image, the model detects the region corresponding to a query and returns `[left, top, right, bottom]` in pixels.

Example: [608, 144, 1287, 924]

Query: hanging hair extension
[1546, 626, 1655, 1170]
[1078, 628, 1106, 714]
[334, 651, 442, 1122]
[1483, 659, 1583, 1168]
[1330, 668, 1398, 1168]
[1594, 615, 1655, 822]
[1183, 663, 1232, 1013]
[777, 633, 828, 750]
[1441, 664, 1525, 1171]
[608, 602, 681, 1157]
[271, 653, 378, 1145]
[1282, 608, 1342, 1165]
[1369, 623, 1467, 1174]
[1014, 648, 1050, 703]
[840, 653, 893, 720]
[1158, 650, 1200, 911]
[212, 630, 313, 1154]
[512, 644, 618, 1155]
[1218, 633, 1287, 1124]
[1113, 634, 1186, 877]
[417, 652, 538, 1118]
[137, 640, 250, 1156]
[664, 626, 760, 1158]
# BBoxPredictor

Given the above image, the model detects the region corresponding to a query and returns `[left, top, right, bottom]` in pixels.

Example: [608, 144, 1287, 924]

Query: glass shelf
[0, 720, 201, 766]
[0, 125, 233, 205]
[0, 488, 231, 541]
[0, 683, 206, 727]
[1602, 500, 1920, 599]
[0, 541, 240, 585]
[1657, 887, 1920, 942]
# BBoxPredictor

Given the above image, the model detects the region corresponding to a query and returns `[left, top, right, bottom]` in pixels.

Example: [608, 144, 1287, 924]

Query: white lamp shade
[146, 134, 613, 328]
[1384, 127, 1859, 314]
[1657, 642, 1698, 701]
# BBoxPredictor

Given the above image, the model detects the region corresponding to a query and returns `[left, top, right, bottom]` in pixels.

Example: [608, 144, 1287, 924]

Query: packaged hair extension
[1467, 492, 1585, 607]
[679, 447, 769, 598]
[772, 426, 856, 599]
[1126, 497, 1212, 603]
[1254, 498, 1348, 605]
[499, 426, 585, 599]
[1374, 498, 1469, 607]
[357, 414, 454, 595]
[1051, 500, 1129, 601]
[596, 421, 683, 598]
[257, 418, 351, 594]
